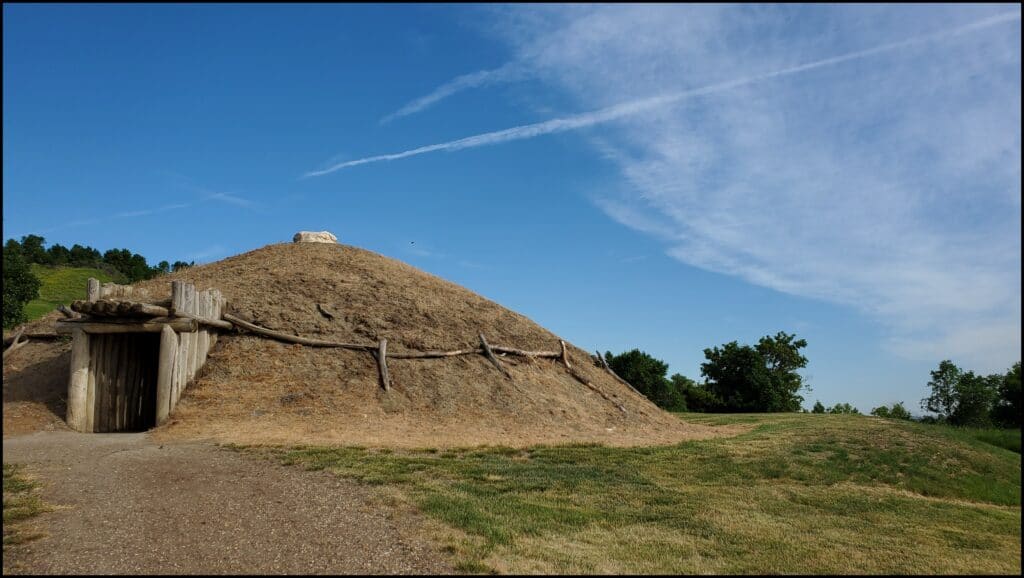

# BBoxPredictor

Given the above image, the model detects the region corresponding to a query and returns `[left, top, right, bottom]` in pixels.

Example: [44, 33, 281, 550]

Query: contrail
[306, 10, 1021, 178]
[379, 62, 527, 124]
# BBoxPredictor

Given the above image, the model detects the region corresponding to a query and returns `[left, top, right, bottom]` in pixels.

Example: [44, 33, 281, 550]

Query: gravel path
[2, 432, 453, 575]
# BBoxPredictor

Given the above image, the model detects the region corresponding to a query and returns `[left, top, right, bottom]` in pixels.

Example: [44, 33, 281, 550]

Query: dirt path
[2, 432, 453, 575]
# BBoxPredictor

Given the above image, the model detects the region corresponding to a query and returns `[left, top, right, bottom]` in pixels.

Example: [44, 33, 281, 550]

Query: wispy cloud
[204, 191, 258, 208]
[483, 4, 1019, 371]
[306, 9, 1020, 178]
[380, 62, 527, 124]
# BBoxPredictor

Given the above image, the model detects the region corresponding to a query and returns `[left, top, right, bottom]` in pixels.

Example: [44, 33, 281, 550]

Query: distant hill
[24, 264, 120, 321]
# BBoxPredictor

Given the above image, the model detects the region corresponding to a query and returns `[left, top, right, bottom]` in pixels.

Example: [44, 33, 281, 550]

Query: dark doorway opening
[89, 333, 161, 432]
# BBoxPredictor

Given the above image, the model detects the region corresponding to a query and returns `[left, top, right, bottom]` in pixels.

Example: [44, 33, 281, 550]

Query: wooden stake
[377, 338, 390, 391]
[156, 325, 176, 425]
[479, 333, 510, 378]
[66, 329, 90, 431]
[596, 349, 645, 397]
[2, 329, 26, 361]
[222, 313, 374, 349]
[87, 278, 100, 302]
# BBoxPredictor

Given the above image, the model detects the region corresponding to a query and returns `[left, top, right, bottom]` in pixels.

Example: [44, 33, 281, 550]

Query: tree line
[6, 235, 194, 281]
[605, 331, 811, 413]
[605, 333, 1020, 428]
[2, 234, 194, 328]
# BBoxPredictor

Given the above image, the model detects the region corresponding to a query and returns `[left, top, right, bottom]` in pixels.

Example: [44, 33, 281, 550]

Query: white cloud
[380, 62, 528, 124]
[492, 4, 1020, 371]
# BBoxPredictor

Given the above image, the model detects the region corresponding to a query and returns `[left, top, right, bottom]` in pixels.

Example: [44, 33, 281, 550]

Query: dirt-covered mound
[6, 243, 730, 447]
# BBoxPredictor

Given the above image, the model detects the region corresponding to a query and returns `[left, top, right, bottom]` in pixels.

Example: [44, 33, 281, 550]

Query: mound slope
[7, 242, 728, 447]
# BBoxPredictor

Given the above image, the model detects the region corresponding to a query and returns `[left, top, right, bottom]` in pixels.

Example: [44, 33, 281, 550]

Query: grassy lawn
[243, 413, 1021, 574]
[2, 464, 51, 549]
[24, 264, 119, 321]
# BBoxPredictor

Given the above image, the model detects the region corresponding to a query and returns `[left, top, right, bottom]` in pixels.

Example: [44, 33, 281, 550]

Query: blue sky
[4, 4, 1020, 413]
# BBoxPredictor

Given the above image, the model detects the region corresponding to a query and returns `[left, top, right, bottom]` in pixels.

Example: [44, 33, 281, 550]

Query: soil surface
[2, 431, 453, 575]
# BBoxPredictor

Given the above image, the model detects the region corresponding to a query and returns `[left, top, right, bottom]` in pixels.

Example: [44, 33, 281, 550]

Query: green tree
[671, 373, 719, 412]
[156, 261, 171, 275]
[880, 401, 913, 420]
[46, 243, 71, 266]
[606, 349, 686, 411]
[700, 332, 808, 412]
[19, 234, 48, 264]
[69, 244, 102, 267]
[870, 405, 890, 418]
[3, 246, 41, 328]
[812, 400, 826, 414]
[991, 362, 1021, 428]
[921, 360, 998, 427]
[827, 403, 861, 415]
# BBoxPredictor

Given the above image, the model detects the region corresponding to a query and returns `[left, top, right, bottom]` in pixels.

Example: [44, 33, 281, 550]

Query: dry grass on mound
[7, 243, 731, 447]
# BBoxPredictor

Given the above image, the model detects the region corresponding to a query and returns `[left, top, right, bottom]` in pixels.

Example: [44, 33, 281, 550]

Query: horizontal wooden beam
[56, 317, 198, 334]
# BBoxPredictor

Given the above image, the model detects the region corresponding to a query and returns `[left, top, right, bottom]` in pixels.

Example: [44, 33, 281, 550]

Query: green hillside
[24, 264, 120, 321]
[250, 413, 1022, 574]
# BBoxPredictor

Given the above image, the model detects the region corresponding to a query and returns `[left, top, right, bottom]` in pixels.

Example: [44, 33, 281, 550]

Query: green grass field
[244, 413, 1021, 574]
[23, 264, 120, 321]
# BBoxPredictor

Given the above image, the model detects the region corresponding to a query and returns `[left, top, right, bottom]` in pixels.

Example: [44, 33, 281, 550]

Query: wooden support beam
[558, 341, 626, 416]
[596, 349, 645, 397]
[389, 348, 481, 359]
[491, 346, 560, 358]
[66, 329, 90, 431]
[222, 313, 374, 349]
[2, 329, 26, 361]
[156, 325, 176, 425]
[87, 278, 100, 302]
[174, 311, 234, 330]
[55, 318, 198, 334]
[479, 333, 510, 378]
[377, 338, 390, 391]
[129, 303, 171, 317]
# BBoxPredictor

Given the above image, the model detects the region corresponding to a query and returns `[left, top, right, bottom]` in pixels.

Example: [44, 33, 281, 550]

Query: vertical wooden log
[123, 337, 140, 430]
[197, 292, 210, 368]
[185, 284, 198, 381]
[94, 335, 109, 433]
[113, 337, 127, 431]
[171, 281, 185, 314]
[85, 338, 98, 432]
[377, 338, 390, 391]
[87, 278, 101, 302]
[66, 329, 90, 432]
[156, 326, 177, 425]
[170, 280, 185, 413]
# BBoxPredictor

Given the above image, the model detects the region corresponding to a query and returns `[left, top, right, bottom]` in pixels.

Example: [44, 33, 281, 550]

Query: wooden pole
[55, 318, 199, 334]
[479, 333, 510, 378]
[2, 329, 26, 361]
[596, 349, 645, 397]
[558, 341, 626, 416]
[87, 278, 101, 302]
[156, 325, 176, 425]
[184, 284, 198, 382]
[491, 346, 560, 358]
[113, 336, 128, 430]
[222, 313, 375, 349]
[85, 337, 97, 432]
[377, 338, 390, 391]
[66, 329, 90, 432]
